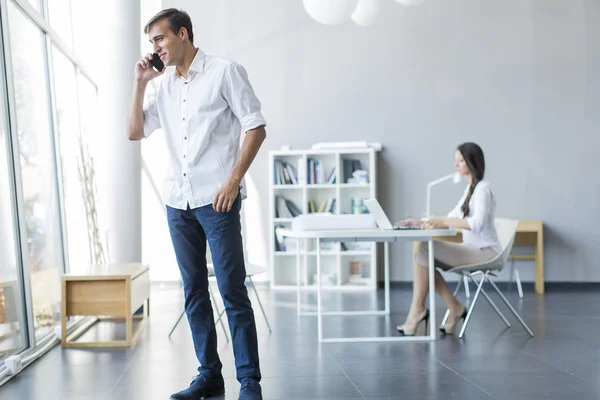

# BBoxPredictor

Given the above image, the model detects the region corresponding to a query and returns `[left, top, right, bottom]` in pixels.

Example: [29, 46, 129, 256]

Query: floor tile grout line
[109, 345, 144, 394]
[434, 358, 499, 400]
[516, 347, 599, 388]
[413, 345, 499, 400]
[324, 347, 367, 400]
[109, 357, 136, 394]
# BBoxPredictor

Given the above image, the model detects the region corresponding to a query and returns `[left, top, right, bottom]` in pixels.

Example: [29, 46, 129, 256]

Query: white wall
[148, 0, 600, 282]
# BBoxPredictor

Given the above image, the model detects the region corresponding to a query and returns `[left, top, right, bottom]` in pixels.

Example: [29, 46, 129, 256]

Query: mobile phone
[149, 53, 164, 72]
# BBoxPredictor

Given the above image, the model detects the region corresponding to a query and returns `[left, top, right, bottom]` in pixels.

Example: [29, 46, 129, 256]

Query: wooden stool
[61, 263, 149, 348]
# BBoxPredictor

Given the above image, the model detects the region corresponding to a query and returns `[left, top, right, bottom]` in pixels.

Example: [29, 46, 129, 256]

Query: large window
[26, 0, 40, 12]
[7, 1, 64, 341]
[52, 46, 90, 270]
[0, 53, 28, 366]
[47, 0, 73, 49]
[0, 0, 101, 382]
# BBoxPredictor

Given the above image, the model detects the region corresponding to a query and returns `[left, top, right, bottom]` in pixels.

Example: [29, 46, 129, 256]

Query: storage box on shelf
[269, 147, 378, 291]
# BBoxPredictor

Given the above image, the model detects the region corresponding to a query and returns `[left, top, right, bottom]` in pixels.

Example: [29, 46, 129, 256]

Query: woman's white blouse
[447, 180, 502, 252]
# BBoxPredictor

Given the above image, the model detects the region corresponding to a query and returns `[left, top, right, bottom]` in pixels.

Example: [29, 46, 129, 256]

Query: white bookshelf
[268, 147, 378, 291]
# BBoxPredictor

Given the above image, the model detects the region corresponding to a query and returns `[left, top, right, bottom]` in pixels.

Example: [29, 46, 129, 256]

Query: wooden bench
[61, 263, 150, 348]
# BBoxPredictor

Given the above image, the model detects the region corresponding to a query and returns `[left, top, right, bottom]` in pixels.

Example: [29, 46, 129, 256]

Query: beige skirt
[415, 240, 499, 270]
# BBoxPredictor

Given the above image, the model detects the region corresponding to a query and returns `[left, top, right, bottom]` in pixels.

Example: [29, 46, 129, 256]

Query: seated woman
[395, 142, 502, 335]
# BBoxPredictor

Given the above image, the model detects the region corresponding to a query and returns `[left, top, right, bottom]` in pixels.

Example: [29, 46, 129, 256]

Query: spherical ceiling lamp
[303, 0, 359, 25]
[351, 0, 380, 26]
[395, 0, 426, 6]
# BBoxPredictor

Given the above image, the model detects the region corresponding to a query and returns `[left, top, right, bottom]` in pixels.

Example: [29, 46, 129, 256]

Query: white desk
[276, 228, 457, 343]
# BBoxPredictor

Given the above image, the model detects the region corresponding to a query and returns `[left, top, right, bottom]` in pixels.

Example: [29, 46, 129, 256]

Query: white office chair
[243, 262, 272, 332]
[168, 261, 272, 339]
[168, 265, 230, 340]
[461, 228, 524, 301]
[464, 253, 524, 299]
[508, 255, 524, 298]
[441, 218, 534, 339]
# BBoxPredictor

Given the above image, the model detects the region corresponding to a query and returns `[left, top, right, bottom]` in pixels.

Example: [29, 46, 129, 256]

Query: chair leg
[468, 275, 511, 328]
[441, 275, 464, 325]
[514, 268, 524, 299]
[248, 276, 272, 333]
[459, 272, 487, 338]
[488, 279, 534, 337]
[463, 276, 471, 299]
[209, 283, 230, 342]
[508, 254, 515, 293]
[168, 283, 229, 342]
[168, 310, 186, 339]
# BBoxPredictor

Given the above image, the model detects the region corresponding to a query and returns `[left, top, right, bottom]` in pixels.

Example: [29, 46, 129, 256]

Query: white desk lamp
[425, 172, 462, 217]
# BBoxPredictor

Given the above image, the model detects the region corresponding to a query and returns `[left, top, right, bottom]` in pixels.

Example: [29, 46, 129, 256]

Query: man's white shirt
[143, 49, 266, 210]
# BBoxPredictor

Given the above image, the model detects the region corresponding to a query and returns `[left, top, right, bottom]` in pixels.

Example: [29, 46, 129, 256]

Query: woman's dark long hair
[458, 142, 485, 217]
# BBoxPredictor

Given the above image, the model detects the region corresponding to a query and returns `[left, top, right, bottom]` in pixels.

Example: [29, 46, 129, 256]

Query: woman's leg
[405, 241, 497, 324]
[405, 254, 463, 324]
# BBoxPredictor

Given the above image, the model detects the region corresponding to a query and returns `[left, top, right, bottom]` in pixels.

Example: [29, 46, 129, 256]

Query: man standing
[127, 8, 265, 400]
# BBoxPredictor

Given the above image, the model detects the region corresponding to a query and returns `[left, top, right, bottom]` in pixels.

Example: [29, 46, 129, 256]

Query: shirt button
[183, 117, 185, 121]
[184, 137, 187, 140]
[183, 173, 187, 177]
[183, 99, 186, 102]
[183, 155, 186, 158]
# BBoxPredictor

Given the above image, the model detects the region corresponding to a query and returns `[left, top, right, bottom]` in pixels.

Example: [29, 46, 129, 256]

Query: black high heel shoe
[439, 306, 467, 334]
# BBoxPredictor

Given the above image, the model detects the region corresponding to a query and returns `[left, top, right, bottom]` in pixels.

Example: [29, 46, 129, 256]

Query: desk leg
[428, 239, 436, 339]
[317, 239, 323, 342]
[384, 242, 390, 315]
[535, 228, 545, 294]
[296, 238, 301, 315]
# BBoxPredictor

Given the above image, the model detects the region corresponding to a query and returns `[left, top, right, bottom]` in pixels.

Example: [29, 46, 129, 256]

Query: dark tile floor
[1, 282, 599, 399]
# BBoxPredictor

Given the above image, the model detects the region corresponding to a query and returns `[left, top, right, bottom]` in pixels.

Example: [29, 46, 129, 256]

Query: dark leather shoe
[170, 374, 225, 399]
[238, 378, 262, 400]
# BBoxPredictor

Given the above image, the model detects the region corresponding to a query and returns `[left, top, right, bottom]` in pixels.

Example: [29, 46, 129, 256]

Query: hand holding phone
[134, 53, 164, 83]
[149, 52, 164, 72]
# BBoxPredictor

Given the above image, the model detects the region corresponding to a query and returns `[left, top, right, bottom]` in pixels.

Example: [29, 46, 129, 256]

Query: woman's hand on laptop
[394, 214, 422, 228]
[421, 216, 448, 230]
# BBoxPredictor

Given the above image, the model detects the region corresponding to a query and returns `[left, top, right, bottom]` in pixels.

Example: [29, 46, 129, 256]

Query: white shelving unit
[269, 148, 378, 291]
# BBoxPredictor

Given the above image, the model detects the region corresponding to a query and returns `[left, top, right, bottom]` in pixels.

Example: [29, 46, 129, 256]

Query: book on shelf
[327, 167, 337, 184]
[342, 159, 368, 184]
[306, 158, 336, 184]
[274, 160, 298, 185]
[275, 195, 301, 218]
[308, 197, 336, 214]
[349, 260, 371, 279]
[274, 225, 308, 252]
[350, 197, 368, 214]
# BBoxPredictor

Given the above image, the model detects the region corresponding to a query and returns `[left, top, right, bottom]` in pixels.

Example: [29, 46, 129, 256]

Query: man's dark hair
[144, 8, 194, 45]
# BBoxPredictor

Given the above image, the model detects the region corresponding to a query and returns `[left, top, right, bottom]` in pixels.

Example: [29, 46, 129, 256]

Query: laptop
[364, 198, 420, 230]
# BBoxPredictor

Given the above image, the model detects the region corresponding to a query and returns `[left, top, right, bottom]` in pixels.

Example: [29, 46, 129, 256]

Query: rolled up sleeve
[447, 203, 462, 218]
[466, 186, 492, 234]
[143, 88, 161, 138]
[223, 62, 266, 133]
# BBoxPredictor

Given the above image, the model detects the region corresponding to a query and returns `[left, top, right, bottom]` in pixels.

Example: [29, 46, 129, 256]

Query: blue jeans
[166, 193, 261, 382]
